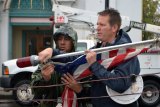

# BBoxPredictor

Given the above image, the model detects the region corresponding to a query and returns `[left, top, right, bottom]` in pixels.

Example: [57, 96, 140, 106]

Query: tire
[13, 79, 34, 106]
[139, 80, 160, 107]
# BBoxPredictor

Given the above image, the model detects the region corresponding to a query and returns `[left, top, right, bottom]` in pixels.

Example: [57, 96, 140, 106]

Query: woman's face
[56, 35, 73, 52]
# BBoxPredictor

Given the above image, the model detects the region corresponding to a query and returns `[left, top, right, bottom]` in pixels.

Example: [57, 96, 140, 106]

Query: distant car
[76, 40, 95, 51]
[0, 40, 95, 106]
[1, 59, 38, 105]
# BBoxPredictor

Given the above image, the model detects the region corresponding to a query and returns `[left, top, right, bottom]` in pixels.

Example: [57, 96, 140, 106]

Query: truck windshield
[76, 42, 87, 51]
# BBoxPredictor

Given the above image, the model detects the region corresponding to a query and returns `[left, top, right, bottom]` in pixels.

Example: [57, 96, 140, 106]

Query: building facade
[0, 0, 142, 76]
[0, 0, 54, 76]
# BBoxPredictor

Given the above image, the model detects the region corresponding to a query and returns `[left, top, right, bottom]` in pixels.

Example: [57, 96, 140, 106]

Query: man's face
[56, 35, 73, 52]
[96, 15, 117, 42]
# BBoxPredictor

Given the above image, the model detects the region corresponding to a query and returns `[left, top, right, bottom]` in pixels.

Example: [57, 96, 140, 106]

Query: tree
[143, 0, 160, 40]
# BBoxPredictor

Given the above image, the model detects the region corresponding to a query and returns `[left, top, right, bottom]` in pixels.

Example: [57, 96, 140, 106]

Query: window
[76, 42, 87, 51]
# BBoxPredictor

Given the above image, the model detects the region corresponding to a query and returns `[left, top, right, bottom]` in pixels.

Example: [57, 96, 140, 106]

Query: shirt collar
[101, 38, 116, 47]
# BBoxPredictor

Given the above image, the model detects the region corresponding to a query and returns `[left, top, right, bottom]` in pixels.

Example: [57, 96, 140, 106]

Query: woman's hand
[38, 48, 53, 63]
[41, 64, 55, 81]
[61, 73, 82, 93]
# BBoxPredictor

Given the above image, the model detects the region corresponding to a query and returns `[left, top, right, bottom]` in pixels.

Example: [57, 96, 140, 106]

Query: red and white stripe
[62, 45, 157, 107]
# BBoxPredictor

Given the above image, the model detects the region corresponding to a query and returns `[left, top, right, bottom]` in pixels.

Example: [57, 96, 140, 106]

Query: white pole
[52, 38, 160, 59]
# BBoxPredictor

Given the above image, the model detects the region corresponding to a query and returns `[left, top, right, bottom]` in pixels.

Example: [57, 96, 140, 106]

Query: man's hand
[61, 73, 82, 93]
[41, 64, 55, 81]
[85, 50, 97, 66]
[38, 48, 53, 63]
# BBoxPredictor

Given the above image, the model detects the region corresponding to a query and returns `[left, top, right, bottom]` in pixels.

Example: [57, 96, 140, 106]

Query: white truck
[138, 54, 160, 106]
[1, 4, 160, 107]
[0, 40, 95, 106]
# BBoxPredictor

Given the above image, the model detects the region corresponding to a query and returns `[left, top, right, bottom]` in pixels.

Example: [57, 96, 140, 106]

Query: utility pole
[105, 0, 109, 9]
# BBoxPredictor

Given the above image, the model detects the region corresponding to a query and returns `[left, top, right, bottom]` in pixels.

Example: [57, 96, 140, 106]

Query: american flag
[54, 43, 158, 107]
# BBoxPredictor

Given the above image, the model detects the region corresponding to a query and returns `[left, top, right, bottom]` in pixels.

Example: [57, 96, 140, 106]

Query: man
[85, 9, 140, 107]
[31, 25, 82, 107]
[38, 8, 140, 107]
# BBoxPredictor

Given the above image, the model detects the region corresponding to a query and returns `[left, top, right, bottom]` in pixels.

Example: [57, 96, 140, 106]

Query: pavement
[0, 88, 160, 107]
[0, 88, 17, 107]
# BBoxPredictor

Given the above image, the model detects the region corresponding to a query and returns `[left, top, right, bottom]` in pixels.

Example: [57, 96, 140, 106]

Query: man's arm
[31, 69, 62, 98]
[38, 48, 78, 63]
[89, 57, 140, 93]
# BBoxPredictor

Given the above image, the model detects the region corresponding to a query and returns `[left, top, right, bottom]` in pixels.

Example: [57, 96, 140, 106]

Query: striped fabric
[54, 44, 156, 107]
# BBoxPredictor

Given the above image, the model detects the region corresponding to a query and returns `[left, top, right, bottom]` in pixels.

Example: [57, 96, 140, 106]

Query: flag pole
[16, 38, 160, 68]
[52, 38, 160, 59]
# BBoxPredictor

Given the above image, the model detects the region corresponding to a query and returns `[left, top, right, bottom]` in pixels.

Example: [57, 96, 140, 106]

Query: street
[0, 95, 36, 107]
[0, 90, 160, 107]
[0, 88, 27, 107]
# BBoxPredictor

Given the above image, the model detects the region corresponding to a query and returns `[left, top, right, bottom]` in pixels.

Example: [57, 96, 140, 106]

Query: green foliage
[143, 0, 160, 40]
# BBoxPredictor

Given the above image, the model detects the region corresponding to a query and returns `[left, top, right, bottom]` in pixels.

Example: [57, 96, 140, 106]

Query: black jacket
[89, 29, 140, 107]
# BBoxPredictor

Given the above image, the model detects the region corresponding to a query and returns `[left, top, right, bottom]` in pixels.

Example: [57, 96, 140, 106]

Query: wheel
[13, 79, 34, 106]
[139, 80, 160, 107]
